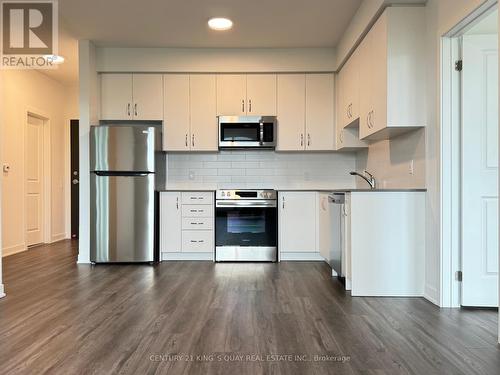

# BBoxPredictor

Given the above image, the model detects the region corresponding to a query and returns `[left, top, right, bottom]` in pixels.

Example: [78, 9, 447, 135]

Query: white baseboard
[51, 233, 67, 243]
[0, 284, 4, 298]
[424, 284, 440, 306]
[280, 252, 325, 261]
[2, 243, 27, 257]
[162, 252, 214, 261]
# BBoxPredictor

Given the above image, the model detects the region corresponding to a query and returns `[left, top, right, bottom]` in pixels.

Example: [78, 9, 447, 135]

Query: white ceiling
[38, 21, 79, 86]
[59, 0, 362, 48]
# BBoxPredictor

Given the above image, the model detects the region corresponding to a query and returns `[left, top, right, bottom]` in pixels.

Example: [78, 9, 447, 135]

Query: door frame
[25, 108, 52, 247]
[440, 2, 498, 308]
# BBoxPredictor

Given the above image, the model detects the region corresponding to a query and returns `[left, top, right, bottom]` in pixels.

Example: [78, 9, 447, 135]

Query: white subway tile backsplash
[231, 161, 259, 169]
[165, 151, 357, 190]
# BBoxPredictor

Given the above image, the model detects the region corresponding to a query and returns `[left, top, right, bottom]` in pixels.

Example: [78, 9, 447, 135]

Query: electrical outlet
[409, 160, 414, 175]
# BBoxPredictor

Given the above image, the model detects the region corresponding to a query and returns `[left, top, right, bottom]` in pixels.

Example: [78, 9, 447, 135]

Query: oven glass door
[216, 205, 277, 247]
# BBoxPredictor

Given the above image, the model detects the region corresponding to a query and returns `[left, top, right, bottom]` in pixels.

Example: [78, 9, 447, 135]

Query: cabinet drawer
[181, 192, 213, 205]
[182, 231, 214, 253]
[182, 217, 213, 230]
[182, 205, 214, 218]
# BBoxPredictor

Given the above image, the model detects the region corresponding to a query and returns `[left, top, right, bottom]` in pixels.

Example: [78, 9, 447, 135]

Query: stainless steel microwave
[218, 116, 277, 149]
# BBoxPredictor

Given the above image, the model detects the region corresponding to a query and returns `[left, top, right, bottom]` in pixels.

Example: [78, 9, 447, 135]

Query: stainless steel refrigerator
[90, 124, 164, 263]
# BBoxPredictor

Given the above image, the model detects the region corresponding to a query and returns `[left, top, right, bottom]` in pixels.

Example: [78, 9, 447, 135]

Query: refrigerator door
[90, 125, 155, 172]
[90, 173, 154, 262]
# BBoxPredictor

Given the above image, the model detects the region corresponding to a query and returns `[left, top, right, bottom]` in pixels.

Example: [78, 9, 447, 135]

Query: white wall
[166, 151, 357, 190]
[424, 0, 493, 306]
[97, 48, 336, 73]
[355, 130, 426, 189]
[77, 41, 99, 264]
[0, 70, 78, 257]
[0, 71, 4, 297]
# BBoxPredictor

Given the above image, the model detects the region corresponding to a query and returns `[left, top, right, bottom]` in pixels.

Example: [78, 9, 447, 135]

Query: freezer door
[90, 173, 154, 262]
[90, 125, 155, 172]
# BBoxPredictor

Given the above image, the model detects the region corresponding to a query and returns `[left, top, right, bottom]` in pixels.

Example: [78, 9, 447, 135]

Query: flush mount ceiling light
[43, 54, 65, 64]
[208, 17, 233, 31]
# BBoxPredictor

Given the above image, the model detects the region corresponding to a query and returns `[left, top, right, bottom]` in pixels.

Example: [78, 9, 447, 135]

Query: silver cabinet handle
[134, 103, 138, 117]
[307, 133, 311, 147]
[282, 196, 285, 209]
[249, 99, 252, 113]
[242, 99, 245, 113]
[300, 133, 304, 147]
[185, 134, 188, 147]
[192, 134, 195, 147]
[339, 129, 344, 143]
[176, 197, 179, 209]
[127, 103, 131, 117]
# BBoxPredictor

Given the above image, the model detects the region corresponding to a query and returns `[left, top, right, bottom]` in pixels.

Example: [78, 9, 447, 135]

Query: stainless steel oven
[215, 189, 277, 261]
[218, 116, 277, 149]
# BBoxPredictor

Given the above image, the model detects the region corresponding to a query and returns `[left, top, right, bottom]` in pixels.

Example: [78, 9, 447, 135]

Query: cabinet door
[318, 193, 331, 260]
[276, 74, 305, 151]
[132, 74, 163, 120]
[305, 74, 335, 150]
[190, 74, 218, 151]
[163, 74, 190, 151]
[160, 192, 182, 253]
[369, 12, 388, 136]
[344, 47, 360, 125]
[100, 74, 133, 120]
[337, 68, 348, 130]
[246, 74, 277, 115]
[216, 74, 247, 115]
[358, 34, 373, 139]
[279, 192, 317, 252]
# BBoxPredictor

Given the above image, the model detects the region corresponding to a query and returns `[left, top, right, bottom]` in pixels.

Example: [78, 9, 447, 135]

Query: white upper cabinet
[163, 74, 217, 152]
[216, 74, 277, 116]
[246, 74, 277, 115]
[163, 74, 190, 151]
[132, 74, 163, 121]
[100, 73, 163, 121]
[101, 74, 133, 120]
[190, 74, 217, 151]
[358, 7, 425, 140]
[340, 48, 360, 128]
[277, 73, 335, 151]
[216, 74, 247, 115]
[305, 74, 335, 151]
[277, 74, 306, 151]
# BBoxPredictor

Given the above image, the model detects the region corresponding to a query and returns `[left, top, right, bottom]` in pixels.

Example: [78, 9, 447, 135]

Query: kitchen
[88, 5, 426, 298]
[1, 0, 499, 374]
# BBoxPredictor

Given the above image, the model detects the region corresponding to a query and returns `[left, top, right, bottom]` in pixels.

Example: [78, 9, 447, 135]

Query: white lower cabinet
[160, 191, 214, 260]
[160, 192, 182, 253]
[279, 192, 322, 260]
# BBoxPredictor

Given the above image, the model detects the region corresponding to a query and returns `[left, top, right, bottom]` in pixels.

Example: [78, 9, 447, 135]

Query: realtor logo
[1, 0, 58, 69]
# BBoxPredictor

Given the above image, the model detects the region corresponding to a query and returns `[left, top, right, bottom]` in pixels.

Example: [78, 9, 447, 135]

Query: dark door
[70, 120, 79, 239]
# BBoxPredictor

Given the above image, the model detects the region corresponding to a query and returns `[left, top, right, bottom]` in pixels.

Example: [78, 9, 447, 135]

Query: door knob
[72, 179, 79, 185]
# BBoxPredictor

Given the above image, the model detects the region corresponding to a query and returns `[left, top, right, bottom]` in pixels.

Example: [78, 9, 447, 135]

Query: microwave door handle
[260, 122, 264, 145]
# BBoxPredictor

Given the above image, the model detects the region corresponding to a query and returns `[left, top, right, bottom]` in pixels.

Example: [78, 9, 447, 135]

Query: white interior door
[461, 34, 499, 307]
[26, 114, 44, 247]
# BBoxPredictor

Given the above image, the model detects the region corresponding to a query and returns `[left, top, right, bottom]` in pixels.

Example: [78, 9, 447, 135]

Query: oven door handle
[216, 201, 277, 208]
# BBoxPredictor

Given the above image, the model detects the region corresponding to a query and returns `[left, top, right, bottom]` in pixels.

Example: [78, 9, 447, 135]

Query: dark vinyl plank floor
[0, 240, 499, 375]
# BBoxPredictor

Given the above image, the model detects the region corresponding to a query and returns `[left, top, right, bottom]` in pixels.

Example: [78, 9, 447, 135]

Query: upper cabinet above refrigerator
[100, 73, 163, 121]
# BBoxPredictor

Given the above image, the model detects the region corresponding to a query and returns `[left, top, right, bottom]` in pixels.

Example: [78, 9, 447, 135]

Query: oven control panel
[216, 189, 277, 200]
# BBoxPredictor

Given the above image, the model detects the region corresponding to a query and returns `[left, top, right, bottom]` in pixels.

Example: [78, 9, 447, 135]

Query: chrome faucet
[350, 170, 376, 189]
